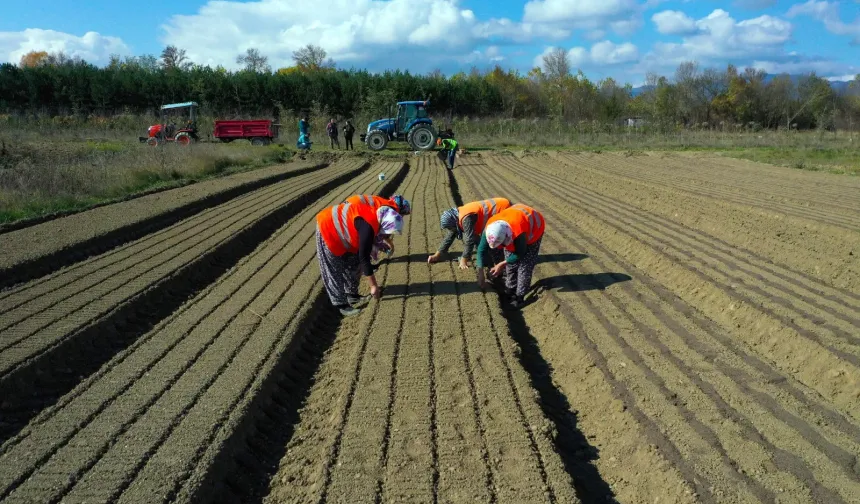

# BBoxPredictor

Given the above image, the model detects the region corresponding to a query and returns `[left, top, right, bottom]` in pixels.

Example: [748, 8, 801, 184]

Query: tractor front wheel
[365, 130, 388, 151]
[408, 125, 436, 151]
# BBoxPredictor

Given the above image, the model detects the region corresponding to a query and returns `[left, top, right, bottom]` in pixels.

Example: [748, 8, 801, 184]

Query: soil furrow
[0, 163, 368, 445]
[262, 162, 422, 504]
[526, 155, 860, 316]
[0, 161, 327, 290]
[543, 154, 860, 305]
[0, 163, 401, 504]
[507, 156, 860, 346]
[491, 155, 860, 417]
[472, 157, 860, 502]
[558, 153, 858, 230]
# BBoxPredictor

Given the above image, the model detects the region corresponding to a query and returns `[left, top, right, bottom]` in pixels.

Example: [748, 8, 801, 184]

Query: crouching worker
[476, 204, 545, 309]
[436, 137, 459, 170]
[344, 193, 411, 258]
[316, 202, 404, 316]
[428, 197, 511, 271]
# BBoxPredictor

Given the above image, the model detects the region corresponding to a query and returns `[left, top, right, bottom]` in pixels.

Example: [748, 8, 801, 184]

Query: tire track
[0, 162, 328, 290]
[558, 152, 859, 230]
[0, 163, 397, 504]
[470, 157, 860, 502]
[0, 162, 368, 445]
[496, 155, 860, 418]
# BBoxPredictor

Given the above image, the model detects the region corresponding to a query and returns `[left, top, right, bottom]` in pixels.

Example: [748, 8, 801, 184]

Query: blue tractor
[359, 99, 453, 151]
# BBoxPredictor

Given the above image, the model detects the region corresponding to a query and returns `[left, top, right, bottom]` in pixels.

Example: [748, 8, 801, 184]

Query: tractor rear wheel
[175, 133, 192, 146]
[365, 130, 388, 151]
[146, 137, 159, 147]
[408, 125, 436, 151]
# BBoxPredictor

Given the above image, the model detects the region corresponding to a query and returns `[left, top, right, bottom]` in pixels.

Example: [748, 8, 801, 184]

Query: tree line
[2, 44, 859, 131]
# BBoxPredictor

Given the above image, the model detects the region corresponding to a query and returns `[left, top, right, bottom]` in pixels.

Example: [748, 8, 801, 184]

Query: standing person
[436, 137, 459, 170]
[475, 203, 545, 309]
[316, 202, 403, 316]
[428, 197, 510, 271]
[343, 120, 356, 150]
[326, 118, 340, 149]
[297, 114, 311, 151]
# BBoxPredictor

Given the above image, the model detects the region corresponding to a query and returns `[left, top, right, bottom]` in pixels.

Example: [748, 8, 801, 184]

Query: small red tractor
[140, 101, 200, 146]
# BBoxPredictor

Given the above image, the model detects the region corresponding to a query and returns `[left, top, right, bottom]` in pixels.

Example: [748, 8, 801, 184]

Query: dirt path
[264, 156, 578, 504]
[0, 160, 367, 444]
[0, 159, 329, 288]
[553, 151, 860, 231]
[456, 154, 860, 503]
[0, 161, 405, 504]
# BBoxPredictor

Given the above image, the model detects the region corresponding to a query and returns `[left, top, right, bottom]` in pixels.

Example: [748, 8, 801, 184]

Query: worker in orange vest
[428, 197, 511, 271]
[343, 193, 410, 258]
[476, 203, 545, 309]
[316, 202, 403, 316]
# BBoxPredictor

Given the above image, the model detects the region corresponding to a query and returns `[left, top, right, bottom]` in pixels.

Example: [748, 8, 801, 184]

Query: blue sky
[1, 0, 858, 84]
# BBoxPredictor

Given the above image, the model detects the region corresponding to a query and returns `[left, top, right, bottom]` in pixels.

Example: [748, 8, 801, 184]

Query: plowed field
[0, 150, 857, 504]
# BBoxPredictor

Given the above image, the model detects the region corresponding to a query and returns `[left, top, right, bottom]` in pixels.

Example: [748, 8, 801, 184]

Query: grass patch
[719, 146, 860, 175]
[0, 138, 297, 225]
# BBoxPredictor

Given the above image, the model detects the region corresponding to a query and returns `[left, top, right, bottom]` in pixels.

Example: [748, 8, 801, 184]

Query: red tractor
[140, 101, 200, 146]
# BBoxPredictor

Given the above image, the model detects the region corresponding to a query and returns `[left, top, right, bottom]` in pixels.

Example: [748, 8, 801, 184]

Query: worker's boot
[348, 293, 372, 308]
[338, 304, 363, 317]
[507, 295, 526, 310]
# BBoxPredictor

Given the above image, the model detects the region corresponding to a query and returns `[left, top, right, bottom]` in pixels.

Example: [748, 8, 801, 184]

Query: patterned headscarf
[392, 194, 411, 215]
[440, 207, 461, 240]
[377, 206, 403, 235]
[485, 220, 513, 249]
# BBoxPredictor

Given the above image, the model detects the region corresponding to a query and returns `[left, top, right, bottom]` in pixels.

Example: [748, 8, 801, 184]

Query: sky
[1, 0, 858, 85]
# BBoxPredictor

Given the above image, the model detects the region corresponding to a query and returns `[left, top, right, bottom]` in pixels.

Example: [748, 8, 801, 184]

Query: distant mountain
[629, 73, 855, 96]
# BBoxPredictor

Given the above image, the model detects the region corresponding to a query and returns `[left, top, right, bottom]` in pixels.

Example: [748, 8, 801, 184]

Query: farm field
[0, 150, 858, 504]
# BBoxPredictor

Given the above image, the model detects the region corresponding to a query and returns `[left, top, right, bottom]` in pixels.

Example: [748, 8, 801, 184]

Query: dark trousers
[447, 147, 458, 170]
[329, 135, 340, 149]
[345, 135, 354, 150]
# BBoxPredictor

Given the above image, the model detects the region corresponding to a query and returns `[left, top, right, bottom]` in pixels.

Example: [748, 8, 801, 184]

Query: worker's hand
[458, 257, 470, 270]
[370, 285, 382, 299]
[490, 263, 505, 277]
[427, 252, 441, 264]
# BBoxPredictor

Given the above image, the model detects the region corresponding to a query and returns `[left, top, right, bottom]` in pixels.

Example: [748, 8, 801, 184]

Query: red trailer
[213, 119, 279, 145]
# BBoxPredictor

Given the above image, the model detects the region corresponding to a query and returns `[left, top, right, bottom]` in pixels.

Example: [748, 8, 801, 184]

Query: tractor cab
[140, 101, 200, 146]
[361, 99, 451, 152]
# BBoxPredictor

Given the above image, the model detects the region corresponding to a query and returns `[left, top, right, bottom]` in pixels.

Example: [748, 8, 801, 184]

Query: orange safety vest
[316, 201, 380, 256]
[486, 204, 545, 251]
[344, 194, 400, 213]
[458, 197, 511, 234]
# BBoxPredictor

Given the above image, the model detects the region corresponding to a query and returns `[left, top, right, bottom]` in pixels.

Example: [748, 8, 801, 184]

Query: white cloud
[643, 9, 792, 67]
[0, 29, 130, 65]
[751, 57, 857, 76]
[652, 10, 698, 35]
[533, 40, 639, 69]
[522, 0, 644, 36]
[161, 0, 539, 72]
[786, 0, 860, 42]
[826, 74, 858, 81]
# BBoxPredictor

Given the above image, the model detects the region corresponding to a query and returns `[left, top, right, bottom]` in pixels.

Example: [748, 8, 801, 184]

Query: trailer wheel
[365, 130, 388, 151]
[250, 137, 268, 146]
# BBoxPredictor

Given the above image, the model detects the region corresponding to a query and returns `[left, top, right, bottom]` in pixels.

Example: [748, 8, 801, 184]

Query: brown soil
[2, 147, 858, 504]
[456, 152, 860, 503]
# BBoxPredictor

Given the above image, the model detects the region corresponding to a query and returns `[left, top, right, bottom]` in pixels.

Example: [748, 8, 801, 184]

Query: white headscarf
[485, 220, 512, 248]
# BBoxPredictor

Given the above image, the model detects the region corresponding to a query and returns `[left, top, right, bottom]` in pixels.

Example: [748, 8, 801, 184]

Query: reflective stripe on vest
[331, 203, 352, 251]
[510, 205, 544, 243]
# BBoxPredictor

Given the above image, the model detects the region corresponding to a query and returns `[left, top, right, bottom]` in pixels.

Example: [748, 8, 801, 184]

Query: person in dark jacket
[326, 118, 340, 149]
[343, 120, 356, 150]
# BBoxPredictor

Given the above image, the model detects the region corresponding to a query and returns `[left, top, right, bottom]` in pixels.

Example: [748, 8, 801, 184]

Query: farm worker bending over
[436, 137, 459, 170]
[316, 202, 403, 316]
[428, 197, 511, 271]
[476, 203, 545, 310]
[343, 193, 411, 258]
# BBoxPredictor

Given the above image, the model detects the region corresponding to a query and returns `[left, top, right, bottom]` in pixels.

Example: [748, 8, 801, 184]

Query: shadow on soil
[531, 272, 632, 295]
[497, 293, 620, 504]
